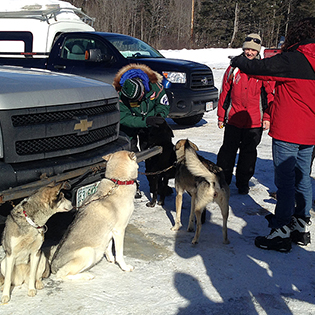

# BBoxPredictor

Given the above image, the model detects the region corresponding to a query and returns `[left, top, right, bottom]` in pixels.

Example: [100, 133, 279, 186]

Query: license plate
[76, 181, 100, 208]
[206, 101, 213, 111]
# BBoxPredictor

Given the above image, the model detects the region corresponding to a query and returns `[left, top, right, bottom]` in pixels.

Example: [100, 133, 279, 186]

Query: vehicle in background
[264, 36, 284, 58]
[0, 2, 218, 126]
[264, 48, 281, 58]
[0, 0, 94, 55]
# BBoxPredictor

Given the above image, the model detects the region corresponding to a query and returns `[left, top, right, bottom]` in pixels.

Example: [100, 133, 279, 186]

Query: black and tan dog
[171, 139, 230, 244]
[144, 120, 176, 207]
[0, 182, 72, 303]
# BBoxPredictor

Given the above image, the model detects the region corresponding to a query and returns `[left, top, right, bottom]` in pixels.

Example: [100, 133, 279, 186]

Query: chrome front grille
[3, 97, 120, 163]
[16, 124, 117, 155]
[11, 99, 117, 127]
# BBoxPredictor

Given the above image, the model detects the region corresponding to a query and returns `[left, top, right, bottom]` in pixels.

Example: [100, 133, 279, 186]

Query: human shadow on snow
[170, 149, 315, 315]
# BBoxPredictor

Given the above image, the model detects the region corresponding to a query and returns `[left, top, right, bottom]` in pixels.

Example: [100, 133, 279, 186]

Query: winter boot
[289, 216, 311, 246]
[255, 225, 292, 252]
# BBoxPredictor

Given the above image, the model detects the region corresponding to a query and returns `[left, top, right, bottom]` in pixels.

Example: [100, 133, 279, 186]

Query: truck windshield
[104, 35, 164, 59]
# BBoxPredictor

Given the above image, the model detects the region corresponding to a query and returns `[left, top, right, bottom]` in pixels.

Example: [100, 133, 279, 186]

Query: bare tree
[229, 2, 239, 47]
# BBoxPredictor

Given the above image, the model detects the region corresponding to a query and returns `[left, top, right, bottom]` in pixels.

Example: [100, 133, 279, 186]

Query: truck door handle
[54, 65, 66, 70]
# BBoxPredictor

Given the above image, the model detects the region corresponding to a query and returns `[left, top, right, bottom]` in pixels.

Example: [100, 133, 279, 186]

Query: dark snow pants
[216, 123, 263, 188]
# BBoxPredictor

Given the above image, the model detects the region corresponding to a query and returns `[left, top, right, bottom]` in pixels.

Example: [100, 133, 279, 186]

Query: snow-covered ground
[1, 48, 315, 315]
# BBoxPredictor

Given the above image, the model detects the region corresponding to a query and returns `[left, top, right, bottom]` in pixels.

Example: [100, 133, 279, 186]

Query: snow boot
[255, 225, 292, 252]
[289, 216, 311, 246]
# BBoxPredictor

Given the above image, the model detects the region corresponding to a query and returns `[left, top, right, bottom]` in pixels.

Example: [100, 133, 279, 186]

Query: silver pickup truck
[0, 66, 133, 209]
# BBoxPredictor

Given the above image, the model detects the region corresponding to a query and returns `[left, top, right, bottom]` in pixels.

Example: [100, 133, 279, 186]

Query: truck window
[0, 31, 33, 53]
[61, 37, 114, 62]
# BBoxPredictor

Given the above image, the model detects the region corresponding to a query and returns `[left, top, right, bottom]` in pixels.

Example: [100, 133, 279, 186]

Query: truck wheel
[172, 113, 204, 126]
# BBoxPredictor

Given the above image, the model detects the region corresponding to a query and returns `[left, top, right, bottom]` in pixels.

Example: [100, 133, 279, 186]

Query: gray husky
[0, 182, 72, 303]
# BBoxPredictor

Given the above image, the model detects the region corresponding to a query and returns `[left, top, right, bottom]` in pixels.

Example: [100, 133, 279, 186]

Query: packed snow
[1, 47, 315, 315]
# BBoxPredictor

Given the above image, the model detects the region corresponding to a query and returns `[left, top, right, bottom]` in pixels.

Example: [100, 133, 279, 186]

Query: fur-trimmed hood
[113, 64, 163, 92]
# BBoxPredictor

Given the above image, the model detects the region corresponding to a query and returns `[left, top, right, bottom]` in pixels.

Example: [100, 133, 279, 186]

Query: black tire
[172, 113, 204, 126]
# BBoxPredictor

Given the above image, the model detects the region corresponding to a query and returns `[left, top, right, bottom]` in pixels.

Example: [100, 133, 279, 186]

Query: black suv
[47, 32, 218, 125]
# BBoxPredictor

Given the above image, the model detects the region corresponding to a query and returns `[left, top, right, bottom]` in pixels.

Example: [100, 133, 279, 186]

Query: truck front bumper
[166, 86, 218, 119]
[0, 143, 162, 205]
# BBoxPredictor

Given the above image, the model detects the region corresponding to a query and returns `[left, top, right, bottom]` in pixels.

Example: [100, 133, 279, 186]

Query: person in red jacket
[231, 17, 315, 252]
[217, 33, 274, 195]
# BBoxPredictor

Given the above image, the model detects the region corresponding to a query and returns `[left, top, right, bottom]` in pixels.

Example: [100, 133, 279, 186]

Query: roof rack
[0, 6, 95, 26]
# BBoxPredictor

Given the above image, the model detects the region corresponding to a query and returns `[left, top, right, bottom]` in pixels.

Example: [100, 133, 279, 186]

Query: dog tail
[184, 143, 218, 184]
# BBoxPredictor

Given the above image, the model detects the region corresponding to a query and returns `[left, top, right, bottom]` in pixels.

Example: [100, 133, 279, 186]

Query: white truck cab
[0, 0, 95, 54]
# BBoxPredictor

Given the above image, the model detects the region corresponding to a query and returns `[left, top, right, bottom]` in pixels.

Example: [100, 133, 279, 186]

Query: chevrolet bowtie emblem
[74, 119, 93, 132]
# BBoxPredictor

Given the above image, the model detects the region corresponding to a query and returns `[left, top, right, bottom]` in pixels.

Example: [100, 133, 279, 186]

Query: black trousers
[217, 124, 263, 187]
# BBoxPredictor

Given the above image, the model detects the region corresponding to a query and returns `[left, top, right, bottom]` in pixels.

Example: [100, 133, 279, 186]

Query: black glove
[146, 116, 165, 127]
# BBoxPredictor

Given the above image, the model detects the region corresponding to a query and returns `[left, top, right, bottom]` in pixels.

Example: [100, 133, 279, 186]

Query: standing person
[217, 33, 274, 195]
[113, 64, 170, 152]
[231, 17, 315, 252]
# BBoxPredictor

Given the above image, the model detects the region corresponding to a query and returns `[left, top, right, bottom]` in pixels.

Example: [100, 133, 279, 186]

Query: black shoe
[255, 225, 292, 252]
[238, 186, 249, 195]
[289, 216, 311, 246]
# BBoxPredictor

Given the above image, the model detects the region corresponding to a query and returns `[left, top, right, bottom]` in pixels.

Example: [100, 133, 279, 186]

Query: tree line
[70, 0, 315, 49]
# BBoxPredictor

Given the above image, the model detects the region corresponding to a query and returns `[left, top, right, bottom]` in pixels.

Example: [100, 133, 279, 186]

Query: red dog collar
[110, 178, 135, 185]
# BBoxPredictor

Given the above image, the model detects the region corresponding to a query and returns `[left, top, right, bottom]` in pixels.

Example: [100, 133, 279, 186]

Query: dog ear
[50, 183, 64, 199]
[188, 139, 199, 151]
[175, 139, 184, 150]
[102, 153, 113, 161]
[128, 151, 137, 161]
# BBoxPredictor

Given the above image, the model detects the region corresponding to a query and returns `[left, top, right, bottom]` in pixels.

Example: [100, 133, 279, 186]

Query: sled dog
[51, 150, 138, 280]
[0, 182, 72, 303]
[172, 139, 230, 244]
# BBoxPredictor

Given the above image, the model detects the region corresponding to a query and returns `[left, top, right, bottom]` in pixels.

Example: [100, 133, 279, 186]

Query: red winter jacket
[231, 39, 315, 145]
[217, 65, 274, 129]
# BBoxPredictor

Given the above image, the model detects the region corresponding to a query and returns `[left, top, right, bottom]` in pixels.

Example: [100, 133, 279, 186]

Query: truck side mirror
[85, 49, 102, 62]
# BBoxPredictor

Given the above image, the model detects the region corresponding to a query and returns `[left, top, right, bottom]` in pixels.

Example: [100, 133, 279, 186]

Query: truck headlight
[162, 71, 186, 84]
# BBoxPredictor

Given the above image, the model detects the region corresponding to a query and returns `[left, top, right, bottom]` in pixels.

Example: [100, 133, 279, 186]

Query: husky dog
[0, 182, 72, 303]
[51, 150, 138, 280]
[172, 139, 230, 244]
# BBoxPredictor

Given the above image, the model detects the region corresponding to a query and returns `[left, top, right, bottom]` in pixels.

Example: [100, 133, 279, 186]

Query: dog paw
[171, 224, 182, 231]
[187, 226, 195, 232]
[1, 294, 10, 304]
[223, 239, 230, 245]
[191, 238, 199, 245]
[121, 264, 134, 272]
[146, 201, 156, 207]
[36, 280, 44, 290]
[28, 289, 37, 297]
[157, 200, 164, 206]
